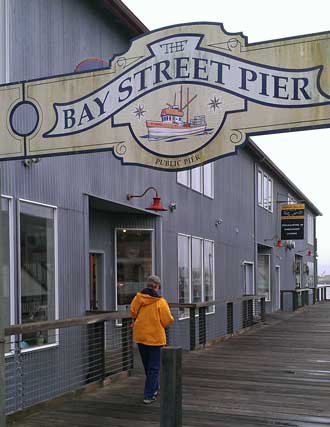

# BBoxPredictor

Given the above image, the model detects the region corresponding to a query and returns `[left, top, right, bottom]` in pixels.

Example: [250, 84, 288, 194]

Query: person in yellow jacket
[130, 275, 174, 404]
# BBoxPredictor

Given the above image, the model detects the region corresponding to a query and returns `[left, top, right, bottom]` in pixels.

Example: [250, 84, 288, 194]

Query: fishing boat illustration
[146, 87, 207, 140]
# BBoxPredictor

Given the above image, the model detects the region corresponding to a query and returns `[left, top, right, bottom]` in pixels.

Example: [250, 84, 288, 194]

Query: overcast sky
[124, 0, 330, 275]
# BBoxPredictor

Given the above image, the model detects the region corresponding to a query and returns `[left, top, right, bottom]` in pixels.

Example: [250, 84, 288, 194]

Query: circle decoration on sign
[9, 101, 39, 137]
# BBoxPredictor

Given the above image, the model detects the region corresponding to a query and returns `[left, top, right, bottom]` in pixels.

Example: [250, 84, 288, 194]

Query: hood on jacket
[134, 289, 160, 307]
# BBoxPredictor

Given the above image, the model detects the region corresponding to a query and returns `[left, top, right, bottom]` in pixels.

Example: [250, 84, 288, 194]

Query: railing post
[280, 291, 284, 310]
[160, 347, 182, 427]
[260, 297, 266, 322]
[122, 318, 133, 371]
[292, 291, 298, 311]
[247, 299, 253, 326]
[189, 307, 196, 351]
[198, 306, 206, 347]
[0, 327, 5, 427]
[227, 302, 233, 334]
[313, 287, 316, 304]
[242, 300, 248, 328]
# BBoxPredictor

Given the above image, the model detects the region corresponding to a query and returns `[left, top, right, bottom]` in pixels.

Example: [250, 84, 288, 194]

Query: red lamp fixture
[275, 240, 283, 247]
[127, 187, 168, 212]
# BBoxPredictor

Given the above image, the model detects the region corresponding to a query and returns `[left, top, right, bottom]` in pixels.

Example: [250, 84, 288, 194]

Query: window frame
[2, 195, 15, 356]
[177, 163, 214, 199]
[177, 233, 215, 319]
[114, 227, 155, 312]
[257, 168, 273, 213]
[17, 198, 59, 352]
[307, 213, 314, 245]
[257, 253, 271, 302]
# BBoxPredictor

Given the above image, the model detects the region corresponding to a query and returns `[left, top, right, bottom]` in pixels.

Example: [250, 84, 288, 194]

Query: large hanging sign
[2, 23, 330, 170]
[281, 203, 305, 240]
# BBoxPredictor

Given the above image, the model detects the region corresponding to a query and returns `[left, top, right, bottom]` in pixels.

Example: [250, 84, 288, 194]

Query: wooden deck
[9, 302, 330, 427]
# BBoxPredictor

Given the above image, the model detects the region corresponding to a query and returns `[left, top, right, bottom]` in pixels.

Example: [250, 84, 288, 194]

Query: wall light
[127, 187, 168, 212]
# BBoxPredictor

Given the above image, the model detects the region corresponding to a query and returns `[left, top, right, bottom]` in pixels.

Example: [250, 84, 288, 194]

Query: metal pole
[0, 170, 6, 426]
[160, 347, 182, 427]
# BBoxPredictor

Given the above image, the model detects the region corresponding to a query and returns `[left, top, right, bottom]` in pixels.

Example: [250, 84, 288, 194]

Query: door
[243, 262, 254, 295]
[115, 228, 154, 311]
[274, 265, 281, 310]
[89, 252, 104, 310]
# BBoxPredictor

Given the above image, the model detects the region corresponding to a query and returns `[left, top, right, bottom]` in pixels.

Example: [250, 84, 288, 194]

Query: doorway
[115, 228, 154, 311]
[274, 265, 281, 310]
[89, 252, 105, 310]
[243, 261, 255, 295]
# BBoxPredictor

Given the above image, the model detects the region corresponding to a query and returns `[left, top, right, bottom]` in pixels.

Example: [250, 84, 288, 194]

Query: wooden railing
[2, 295, 266, 416]
[280, 286, 330, 311]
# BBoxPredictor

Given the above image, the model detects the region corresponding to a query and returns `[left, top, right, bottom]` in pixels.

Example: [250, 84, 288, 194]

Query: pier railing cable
[5, 290, 329, 416]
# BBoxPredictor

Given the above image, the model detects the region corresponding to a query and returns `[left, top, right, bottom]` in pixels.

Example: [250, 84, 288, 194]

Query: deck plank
[8, 303, 330, 426]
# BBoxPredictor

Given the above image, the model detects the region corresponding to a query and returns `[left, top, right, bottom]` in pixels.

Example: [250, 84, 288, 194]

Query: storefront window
[19, 201, 57, 348]
[178, 234, 190, 318]
[116, 229, 153, 310]
[192, 237, 203, 303]
[1, 197, 12, 331]
[204, 240, 214, 314]
[257, 254, 270, 301]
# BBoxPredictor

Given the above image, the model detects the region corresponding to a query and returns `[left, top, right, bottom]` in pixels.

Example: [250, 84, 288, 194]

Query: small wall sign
[281, 203, 305, 240]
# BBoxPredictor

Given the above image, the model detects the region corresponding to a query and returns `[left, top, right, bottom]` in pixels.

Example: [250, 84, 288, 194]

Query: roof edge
[247, 139, 322, 216]
[102, 0, 149, 36]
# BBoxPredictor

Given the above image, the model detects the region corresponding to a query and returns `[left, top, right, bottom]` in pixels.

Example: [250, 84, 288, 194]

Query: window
[177, 163, 214, 198]
[116, 229, 153, 310]
[287, 194, 296, 204]
[1, 196, 14, 330]
[307, 213, 314, 245]
[178, 234, 215, 318]
[306, 262, 314, 288]
[178, 234, 191, 318]
[257, 254, 270, 301]
[192, 237, 203, 303]
[203, 240, 215, 313]
[19, 200, 58, 348]
[257, 169, 273, 212]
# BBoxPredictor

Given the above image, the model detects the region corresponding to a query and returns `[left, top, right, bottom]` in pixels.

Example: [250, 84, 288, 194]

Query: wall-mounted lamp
[215, 218, 223, 227]
[127, 187, 167, 212]
[168, 202, 177, 212]
[285, 240, 295, 250]
[22, 158, 40, 168]
[275, 240, 283, 247]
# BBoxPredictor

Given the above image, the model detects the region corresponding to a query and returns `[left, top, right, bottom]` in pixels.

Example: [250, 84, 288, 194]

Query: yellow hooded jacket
[130, 291, 174, 346]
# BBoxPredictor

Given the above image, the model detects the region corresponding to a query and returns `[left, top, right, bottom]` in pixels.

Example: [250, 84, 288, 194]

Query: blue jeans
[138, 343, 161, 398]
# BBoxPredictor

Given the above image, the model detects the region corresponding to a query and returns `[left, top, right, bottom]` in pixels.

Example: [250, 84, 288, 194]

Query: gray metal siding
[6, 0, 130, 82]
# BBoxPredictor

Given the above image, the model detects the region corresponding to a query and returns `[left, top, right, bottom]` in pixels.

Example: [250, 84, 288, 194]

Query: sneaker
[143, 396, 156, 404]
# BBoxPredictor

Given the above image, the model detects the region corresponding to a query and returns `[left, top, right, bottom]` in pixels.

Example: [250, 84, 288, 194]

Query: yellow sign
[2, 23, 330, 170]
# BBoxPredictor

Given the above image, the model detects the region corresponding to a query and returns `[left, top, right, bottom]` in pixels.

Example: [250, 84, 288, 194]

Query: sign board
[2, 23, 330, 170]
[281, 203, 305, 240]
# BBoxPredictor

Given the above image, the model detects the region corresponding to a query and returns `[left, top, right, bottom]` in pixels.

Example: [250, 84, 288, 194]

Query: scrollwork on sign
[208, 37, 242, 52]
[227, 38, 241, 52]
[230, 130, 244, 144]
[116, 57, 127, 68]
[115, 142, 127, 156]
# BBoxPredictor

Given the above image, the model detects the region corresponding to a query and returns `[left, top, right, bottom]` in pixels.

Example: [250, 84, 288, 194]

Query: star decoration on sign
[208, 96, 222, 111]
[133, 104, 146, 119]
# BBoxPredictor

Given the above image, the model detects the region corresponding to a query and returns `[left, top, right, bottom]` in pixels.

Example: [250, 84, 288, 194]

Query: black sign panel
[281, 204, 305, 240]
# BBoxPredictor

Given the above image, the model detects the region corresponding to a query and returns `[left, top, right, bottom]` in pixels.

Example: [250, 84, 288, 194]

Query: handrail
[280, 288, 311, 294]
[5, 294, 266, 336]
[5, 310, 131, 336]
[169, 294, 266, 309]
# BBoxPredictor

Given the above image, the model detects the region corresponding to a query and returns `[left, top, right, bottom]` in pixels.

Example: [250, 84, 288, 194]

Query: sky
[124, 0, 330, 275]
